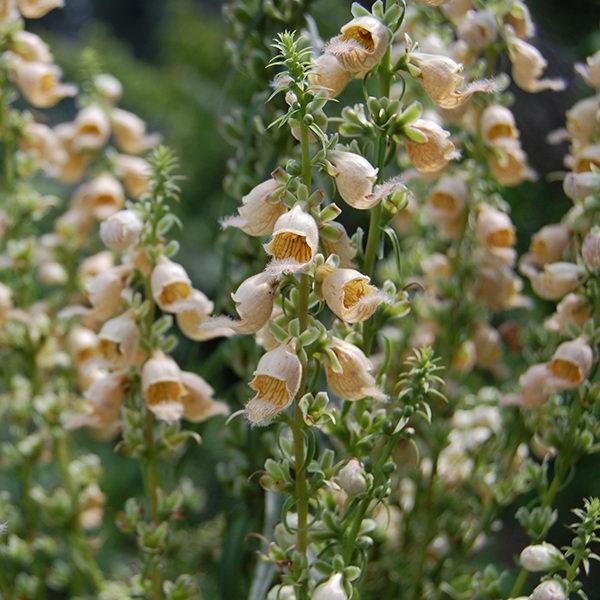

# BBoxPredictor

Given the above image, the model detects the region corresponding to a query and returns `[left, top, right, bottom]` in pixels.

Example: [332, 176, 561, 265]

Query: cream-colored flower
[84, 265, 130, 320]
[11, 31, 52, 63]
[150, 256, 194, 313]
[441, 0, 472, 21]
[9, 58, 76, 108]
[72, 104, 110, 152]
[487, 138, 533, 186]
[78, 251, 114, 281]
[39, 261, 67, 286]
[520, 543, 564, 572]
[326, 15, 390, 75]
[329, 151, 378, 209]
[110, 108, 160, 155]
[79, 483, 105, 530]
[422, 252, 451, 294]
[527, 223, 570, 266]
[508, 37, 565, 93]
[475, 204, 515, 249]
[575, 50, 600, 88]
[176, 289, 233, 341]
[325, 337, 386, 401]
[80, 372, 127, 435]
[505, 0, 535, 39]
[313, 574, 348, 600]
[563, 171, 600, 201]
[221, 178, 286, 236]
[337, 459, 367, 495]
[321, 221, 357, 268]
[322, 268, 387, 323]
[246, 343, 302, 425]
[94, 73, 122, 104]
[100, 209, 143, 251]
[54, 122, 90, 183]
[451, 339, 476, 373]
[0, 282, 13, 325]
[426, 175, 467, 220]
[67, 325, 99, 367]
[522, 261, 581, 301]
[203, 272, 279, 335]
[264, 205, 319, 271]
[112, 154, 151, 198]
[572, 144, 600, 174]
[405, 119, 460, 173]
[17, 0, 63, 17]
[530, 581, 567, 600]
[473, 323, 502, 370]
[566, 96, 599, 145]
[457, 10, 497, 52]
[475, 261, 527, 310]
[0, 0, 19, 23]
[410, 52, 494, 109]
[480, 104, 519, 145]
[582, 229, 600, 269]
[20, 121, 67, 174]
[180, 371, 229, 423]
[141, 351, 186, 422]
[73, 173, 125, 221]
[98, 312, 140, 368]
[549, 337, 593, 388]
[545, 293, 590, 334]
[309, 53, 351, 98]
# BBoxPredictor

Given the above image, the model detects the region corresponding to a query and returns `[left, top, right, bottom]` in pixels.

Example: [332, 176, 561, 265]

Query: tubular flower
[522, 261, 581, 301]
[94, 73, 122, 103]
[456, 9, 497, 52]
[221, 178, 286, 236]
[405, 119, 460, 173]
[67, 325, 99, 367]
[17, 0, 63, 18]
[562, 171, 600, 201]
[264, 204, 319, 271]
[112, 154, 151, 198]
[150, 256, 194, 313]
[530, 581, 567, 600]
[1, 0, 19, 23]
[180, 371, 229, 423]
[110, 108, 161, 154]
[575, 49, 600, 88]
[520, 543, 564, 572]
[85, 266, 130, 320]
[100, 209, 143, 251]
[475, 204, 516, 249]
[203, 271, 279, 335]
[480, 104, 519, 145]
[176, 289, 233, 341]
[322, 268, 388, 323]
[549, 337, 593, 388]
[566, 97, 599, 145]
[246, 343, 302, 426]
[73, 173, 125, 221]
[78, 373, 127, 436]
[141, 351, 186, 422]
[325, 337, 386, 401]
[72, 104, 110, 152]
[54, 122, 90, 183]
[329, 151, 378, 209]
[473, 323, 502, 370]
[426, 175, 468, 222]
[508, 37, 565, 93]
[487, 138, 533, 186]
[98, 312, 140, 368]
[20, 121, 67, 174]
[9, 58, 76, 108]
[572, 144, 600, 174]
[309, 53, 351, 98]
[326, 15, 390, 75]
[11, 31, 52, 63]
[79, 251, 114, 281]
[505, 0, 535, 38]
[410, 52, 494, 109]
[526, 224, 570, 266]
[441, 0, 472, 21]
[545, 293, 590, 333]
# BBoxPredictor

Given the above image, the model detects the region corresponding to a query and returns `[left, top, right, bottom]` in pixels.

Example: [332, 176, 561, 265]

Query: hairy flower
[73, 173, 125, 221]
[405, 119, 460, 173]
[475, 204, 515, 249]
[180, 371, 229, 423]
[549, 337, 593, 388]
[141, 351, 186, 422]
[11, 31, 52, 63]
[98, 312, 140, 368]
[508, 37, 565, 93]
[480, 104, 519, 145]
[309, 53, 351, 98]
[582, 228, 600, 268]
[150, 257, 194, 313]
[575, 49, 600, 88]
[329, 151, 378, 209]
[487, 138, 533, 186]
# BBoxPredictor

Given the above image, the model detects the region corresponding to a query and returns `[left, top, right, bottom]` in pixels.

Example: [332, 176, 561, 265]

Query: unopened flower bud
[329, 151, 378, 209]
[520, 543, 564, 572]
[67, 326, 99, 366]
[582, 228, 600, 268]
[313, 573, 348, 600]
[338, 458, 368, 496]
[141, 351, 186, 422]
[549, 337, 593, 388]
[530, 580, 567, 600]
[94, 73, 122, 103]
[405, 119, 460, 173]
[264, 205, 319, 271]
[39, 261, 67, 286]
[246, 343, 302, 425]
[221, 178, 286, 237]
[309, 53, 351, 98]
[321, 221, 357, 268]
[325, 337, 386, 401]
[110, 108, 161, 155]
[322, 268, 387, 323]
[327, 16, 390, 75]
[151, 257, 194, 313]
[100, 210, 143, 251]
[457, 10, 497, 51]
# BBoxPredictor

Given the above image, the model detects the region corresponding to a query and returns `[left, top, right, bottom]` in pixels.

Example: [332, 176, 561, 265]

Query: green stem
[509, 567, 529, 597]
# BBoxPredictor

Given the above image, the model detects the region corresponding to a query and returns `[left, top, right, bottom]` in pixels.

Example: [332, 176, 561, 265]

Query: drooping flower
[176, 289, 232, 341]
[312, 574, 348, 600]
[475, 204, 516, 250]
[309, 53, 351, 98]
[522, 261, 581, 301]
[110, 108, 161, 155]
[97, 312, 140, 368]
[72, 104, 111, 152]
[150, 256, 194, 313]
[575, 49, 600, 88]
[11, 31, 53, 63]
[582, 228, 600, 268]
[329, 151, 378, 209]
[456, 9, 497, 52]
[180, 371, 229, 423]
[141, 351, 186, 422]
[508, 37, 565, 93]
[405, 119, 460, 173]
[72, 173, 125, 221]
[480, 104, 519, 145]
[548, 337, 593, 388]
[246, 343, 302, 425]
[112, 154, 151, 198]
[487, 138, 534, 186]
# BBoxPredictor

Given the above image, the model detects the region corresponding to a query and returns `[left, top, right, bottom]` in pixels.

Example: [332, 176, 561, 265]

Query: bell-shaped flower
[180, 371, 229, 423]
[548, 337, 593, 388]
[11, 31, 52, 63]
[475, 204, 515, 249]
[141, 351, 186, 422]
[176, 289, 233, 341]
[508, 37, 565, 93]
[21, 121, 67, 175]
[480, 104, 519, 145]
[221, 178, 286, 236]
[110, 108, 161, 154]
[98, 311, 140, 368]
[112, 154, 151, 198]
[94, 73, 123, 104]
[575, 49, 600, 88]
[457, 9, 497, 52]
[322, 268, 388, 323]
[150, 256, 194, 313]
[308, 53, 351, 98]
[522, 261, 581, 301]
[325, 337, 386, 401]
[405, 119, 460, 173]
[329, 151, 378, 209]
[582, 229, 600, 269]
[246, 342, 302, 426]
[72, 104, 110, 152]
[84, 265, 130, 320]
[487, 138, 534, 186]
[72, 173, 125, 221]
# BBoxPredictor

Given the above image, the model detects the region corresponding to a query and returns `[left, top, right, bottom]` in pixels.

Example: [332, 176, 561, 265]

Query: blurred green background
[22, 0, 600, 597]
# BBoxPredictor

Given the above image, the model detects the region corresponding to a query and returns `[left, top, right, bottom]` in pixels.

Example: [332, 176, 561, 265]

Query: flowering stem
[509, 567, 529, 597]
